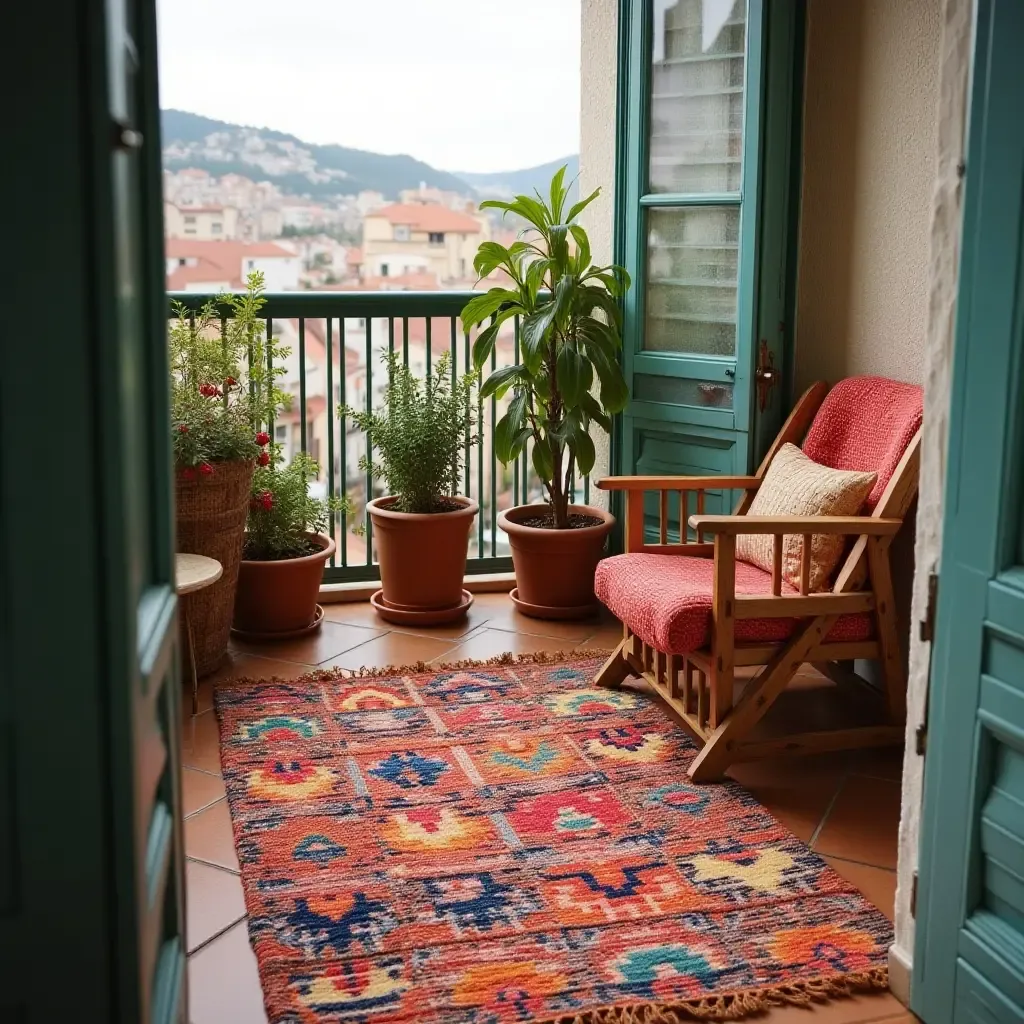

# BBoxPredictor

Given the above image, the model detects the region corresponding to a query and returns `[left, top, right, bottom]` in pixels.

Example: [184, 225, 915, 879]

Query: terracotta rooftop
[165, 240, 294, 288]
[369, 203, 483, 234]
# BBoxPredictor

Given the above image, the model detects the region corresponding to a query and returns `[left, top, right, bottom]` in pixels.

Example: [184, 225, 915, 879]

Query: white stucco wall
[579, 0, 618, 508]
[889, 0, 973, 999]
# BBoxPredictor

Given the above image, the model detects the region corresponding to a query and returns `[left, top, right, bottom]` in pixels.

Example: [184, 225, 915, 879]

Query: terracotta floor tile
[323, 630, 459, 672]
[814, 775, 902, 869]
[755, 992, 904, 1022]
[180, 709, 223, 775]
[824, 856, 897, 921]
[467, 592, 601, 640]
[577, 625, 626, 651]
[728, 755, 849, 843]
[186, 859, 247, 953]
[184, 799, 240, 872]
[188, 920, 268, 1024]
[440, 626, 581, 662]
[323, 597, 493, 639]
[182, 767, 226, 817]
[847, 745, 907, 782]
[229, 619, 385, 665]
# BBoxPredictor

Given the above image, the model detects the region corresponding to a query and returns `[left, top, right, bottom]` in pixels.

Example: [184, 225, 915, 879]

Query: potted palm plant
[171, 271, 290, 672]
[461, 169, 631, 619]
[232, 451, 349, 638]
[340, 349, 480, 625]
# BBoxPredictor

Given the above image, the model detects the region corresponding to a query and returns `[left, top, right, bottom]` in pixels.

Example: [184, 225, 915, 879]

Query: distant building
[362, 202, 489, 284]
[164, 201, 240, 240]
[165, 239, 300, 291]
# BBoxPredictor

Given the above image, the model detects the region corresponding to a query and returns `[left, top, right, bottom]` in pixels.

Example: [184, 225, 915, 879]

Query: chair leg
[595, 639, 632, 690]
[688, 614, 838, 782]
[867, 539, 908, 722]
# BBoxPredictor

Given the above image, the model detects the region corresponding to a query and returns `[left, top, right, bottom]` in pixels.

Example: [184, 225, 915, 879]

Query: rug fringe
[528, 968, 890, 1023]
[227, 648, 617, 686]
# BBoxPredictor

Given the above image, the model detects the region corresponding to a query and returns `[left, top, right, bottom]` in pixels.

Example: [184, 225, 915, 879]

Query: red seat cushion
[595, 553, 873, 655]
[801, 375, 923, 511]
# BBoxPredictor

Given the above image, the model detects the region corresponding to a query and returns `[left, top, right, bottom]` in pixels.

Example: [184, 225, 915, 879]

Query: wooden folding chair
[593, 376, 922, 782]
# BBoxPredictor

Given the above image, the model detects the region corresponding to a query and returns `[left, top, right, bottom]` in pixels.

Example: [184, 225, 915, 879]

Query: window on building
[380, 264, 389, 277]
[211, 222, 222, 234]
[393, 226, 410, 241]
[428, 232, 445, 244]
[183, 215, 196, 225]
[247, 259, 256, 270]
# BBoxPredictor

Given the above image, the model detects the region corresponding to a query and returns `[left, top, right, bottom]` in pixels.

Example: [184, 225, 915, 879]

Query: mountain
[160, 109, 474, 200]
[454, 156, 581, 201]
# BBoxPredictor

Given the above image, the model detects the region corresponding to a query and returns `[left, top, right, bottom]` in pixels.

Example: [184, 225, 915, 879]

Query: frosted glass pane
[634, 375, 733, 408]
[649, 0, 747, 194]
[644, 207, 739, 354]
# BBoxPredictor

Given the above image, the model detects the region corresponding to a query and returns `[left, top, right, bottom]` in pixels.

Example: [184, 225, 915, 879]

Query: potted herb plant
[461, 168, 631, 619]
[171, 271, 290, 672]
[341, 350, 480, 625]
[232, 451, 349, 637]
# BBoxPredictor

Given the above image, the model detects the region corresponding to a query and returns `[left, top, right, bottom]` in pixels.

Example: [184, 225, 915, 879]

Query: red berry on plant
[255, 431, 271, 446]
[200, 462, 214, 476]
[258, 490, 273, 511]
[181, 467, 197, 481]
[199, 383, 218, 397]
[224, 376, 237, 387]
[257, 451, 271, 466]
[177, 423, 189, 434]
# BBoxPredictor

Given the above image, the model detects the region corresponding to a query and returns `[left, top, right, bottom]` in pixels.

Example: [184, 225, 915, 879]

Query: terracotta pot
[175, 459, 254, 675]
[369, 496, 478, 623]
[498, 503, 615, 619]
[233, 532, 336, 635]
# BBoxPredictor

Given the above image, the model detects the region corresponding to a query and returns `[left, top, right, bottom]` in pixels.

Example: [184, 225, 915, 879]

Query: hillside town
[164, 166, 535, 561]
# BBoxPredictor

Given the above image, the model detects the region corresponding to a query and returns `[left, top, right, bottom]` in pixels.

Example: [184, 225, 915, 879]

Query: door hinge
[911, 871, 918, 917]
[919, 571, 939, 643]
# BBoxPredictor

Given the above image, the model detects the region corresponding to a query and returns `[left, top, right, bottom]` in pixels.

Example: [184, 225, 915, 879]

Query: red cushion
[801, 376, 922, 511]
[595, 553, 873, 655]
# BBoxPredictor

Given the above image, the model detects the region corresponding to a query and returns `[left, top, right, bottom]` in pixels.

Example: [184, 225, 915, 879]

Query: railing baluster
[696, 489, 705, 543]
[513, 314, 521, 507]
[365, 317, 373, 566]
[464, 326, 471, 504]
[325, 317, 336, 568]
[659, 490, 668, 545]
[298, 318, 307, 455]
[267, 317, 274, 445]
[339, 318, 347, 567]
[490, 318, 497, 557]
[403, 316, 409, 368]
[388, 316, 394, 356]
[450, 317, 458, 495]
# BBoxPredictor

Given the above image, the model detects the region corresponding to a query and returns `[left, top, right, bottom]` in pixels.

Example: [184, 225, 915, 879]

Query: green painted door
[913, 2, 1024, 1020]
[1, 0, 185, 1020]
[616, 0, 799, 536]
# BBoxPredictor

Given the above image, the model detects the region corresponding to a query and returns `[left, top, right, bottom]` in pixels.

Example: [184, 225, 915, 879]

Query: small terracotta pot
[498, 504, 615, 619]
[233, 532, 335, 635]
[369, 496, 478, 622]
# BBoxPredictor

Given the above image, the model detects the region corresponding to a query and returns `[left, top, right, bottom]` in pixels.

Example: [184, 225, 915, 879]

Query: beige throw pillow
[736, 443, 877, 592]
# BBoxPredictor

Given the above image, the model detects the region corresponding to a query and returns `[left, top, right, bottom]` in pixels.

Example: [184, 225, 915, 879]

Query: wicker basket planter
[175, 460, 254, 676]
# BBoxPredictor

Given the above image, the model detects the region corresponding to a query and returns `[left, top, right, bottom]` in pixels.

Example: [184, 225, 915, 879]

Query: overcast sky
[156, 0, 581, 174]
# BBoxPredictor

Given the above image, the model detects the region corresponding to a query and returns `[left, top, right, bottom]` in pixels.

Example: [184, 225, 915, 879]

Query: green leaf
[493, 413, 518, 464]
[471, 321, 501, 371]
[549, 164, 568, 222]
[571, 423, 596, 476]
[459, 288, 521, 331]
[557, 346, 585, 408]
[512, 194, 551, 232]
[566, 187, 601, 225]
[521, 304, 556, 371]
[480, 363, 524, 400]
[580, 391, 612, 433]
[570, 224, 591, 273]
[532, 439, 554, 482]
[592, 351, 630, 414]
[507, 389, 528, 431]
[473, 242, 514, 279]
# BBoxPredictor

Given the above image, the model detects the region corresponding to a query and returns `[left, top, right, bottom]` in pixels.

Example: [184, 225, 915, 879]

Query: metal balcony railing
[167, 290, 591, 584]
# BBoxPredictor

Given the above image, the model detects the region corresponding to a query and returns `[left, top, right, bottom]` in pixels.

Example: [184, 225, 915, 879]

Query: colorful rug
[213, 653, 892, 1023]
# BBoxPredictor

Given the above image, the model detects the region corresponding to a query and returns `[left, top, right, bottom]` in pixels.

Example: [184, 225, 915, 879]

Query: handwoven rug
[213, 652, 893, 1023]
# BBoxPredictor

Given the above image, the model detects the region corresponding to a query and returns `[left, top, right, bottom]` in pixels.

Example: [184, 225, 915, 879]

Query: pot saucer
[370, 589, 473, 626]
[508, 587, 601, 621]
[231, 603, 324, 642]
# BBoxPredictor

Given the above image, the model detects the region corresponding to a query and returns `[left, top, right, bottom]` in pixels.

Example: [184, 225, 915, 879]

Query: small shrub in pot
[233, 450, 350, 637]
[340, 350, 480, 624]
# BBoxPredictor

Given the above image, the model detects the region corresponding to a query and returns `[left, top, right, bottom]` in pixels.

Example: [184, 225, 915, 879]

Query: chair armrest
[687, 514, 903, 536]
[596, 475, 760, 492]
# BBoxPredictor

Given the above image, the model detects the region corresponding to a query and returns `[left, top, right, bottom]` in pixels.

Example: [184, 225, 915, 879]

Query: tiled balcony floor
[181, 591, 914, 1024]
